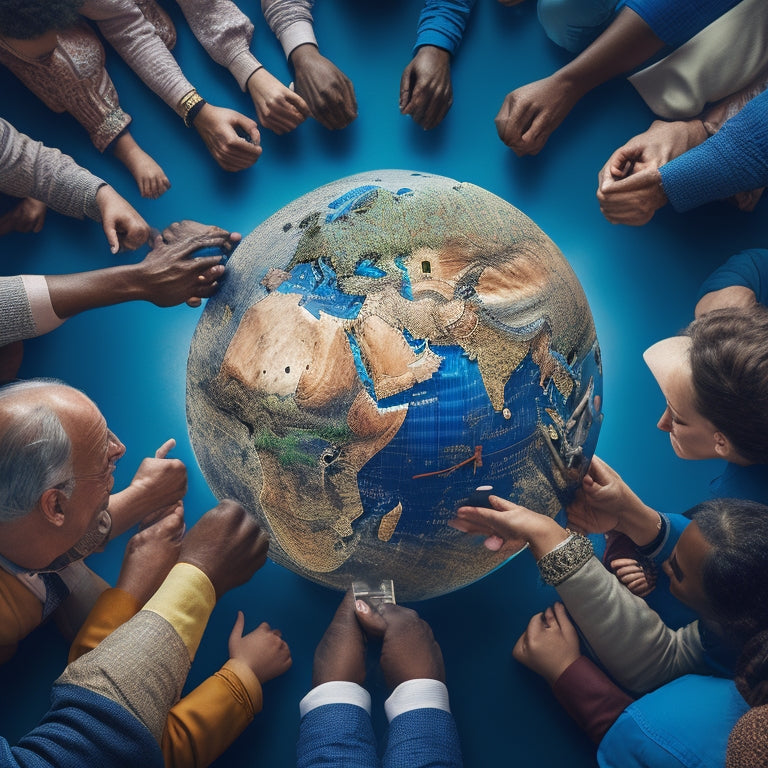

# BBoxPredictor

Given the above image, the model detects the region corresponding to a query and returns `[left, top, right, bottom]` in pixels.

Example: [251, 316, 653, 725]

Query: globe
[186, 170, 602, 601]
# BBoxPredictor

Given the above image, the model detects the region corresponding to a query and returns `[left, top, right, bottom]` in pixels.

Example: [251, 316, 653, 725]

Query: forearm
[56, 563, 216, 741]
[554, 8, 663, 98]
[0, 119, 103, 221]
[45, 263, 147, 320]
[68, 588, 140, 663]
[661, 91, 768, 211]
[546, 550, 706, 694]
[613, 500, 663, 547]
[414, 0, 475, 56]
[108, 484, 163, 537]
[262, 0, 317, 59]
[82, 0, 193, 110]
[162, 662, 261, 767]
[551, 656, 634, 744]
[695, 249, 768, 307]
[176, 0, 262, 91]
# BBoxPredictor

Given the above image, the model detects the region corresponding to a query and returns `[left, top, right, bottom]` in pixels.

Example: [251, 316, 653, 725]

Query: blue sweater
[660, 90, 768, 212]
[414, 0, 475, 55]
[697, 248, 768, 305]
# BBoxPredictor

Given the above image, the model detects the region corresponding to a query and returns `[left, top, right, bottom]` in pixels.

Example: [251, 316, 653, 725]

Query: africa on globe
[186, 170, 602, 600]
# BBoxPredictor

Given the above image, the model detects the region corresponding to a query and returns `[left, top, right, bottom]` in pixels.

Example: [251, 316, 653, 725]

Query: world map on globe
[186, 170, 602, 600]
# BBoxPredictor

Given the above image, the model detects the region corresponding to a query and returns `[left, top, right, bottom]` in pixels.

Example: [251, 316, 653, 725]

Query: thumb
[103, 222, 120, 254]
[229, 610, 246, 643]
[354, 599, 388, 637]
[155, 438, 176, 459]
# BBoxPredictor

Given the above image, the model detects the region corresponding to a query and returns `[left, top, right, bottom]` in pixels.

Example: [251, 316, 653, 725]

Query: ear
[38, 488, 66, 527]
[712, 432, 735, 461]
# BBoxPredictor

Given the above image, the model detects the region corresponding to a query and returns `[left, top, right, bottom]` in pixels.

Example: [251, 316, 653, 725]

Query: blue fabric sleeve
[383, 708, 463, 768]
[624, 0, 741, 47]
[597, 675, 748, 768]
[696, 249, 768, 305]
[660, 89, 768, 212]
[2, 684, 162, 768]
[649, 512, 690, 566]
[414, 0, 475, 55]
[297, 703, 379, 768]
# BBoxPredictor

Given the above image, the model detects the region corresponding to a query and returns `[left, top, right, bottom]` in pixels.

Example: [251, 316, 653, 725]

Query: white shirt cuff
[281, 21, 317, 58]
[384, 679, 451, 722]
[299, 681, 371, 717]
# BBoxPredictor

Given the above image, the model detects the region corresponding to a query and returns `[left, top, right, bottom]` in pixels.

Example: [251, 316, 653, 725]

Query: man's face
[58, 398, 125, 550]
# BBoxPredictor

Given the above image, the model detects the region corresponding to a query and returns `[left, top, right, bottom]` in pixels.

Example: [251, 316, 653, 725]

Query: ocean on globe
[186, 170, 602, 601]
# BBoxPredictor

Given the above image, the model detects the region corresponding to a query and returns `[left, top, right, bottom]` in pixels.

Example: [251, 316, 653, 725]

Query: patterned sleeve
[262, 0, 317, 59]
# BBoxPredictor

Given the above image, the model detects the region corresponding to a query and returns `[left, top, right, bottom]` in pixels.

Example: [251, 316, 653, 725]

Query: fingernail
[355, 600, 369, 614]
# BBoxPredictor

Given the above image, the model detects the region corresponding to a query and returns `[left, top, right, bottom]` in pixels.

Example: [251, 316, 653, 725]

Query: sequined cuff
[537, 534, 593, 586]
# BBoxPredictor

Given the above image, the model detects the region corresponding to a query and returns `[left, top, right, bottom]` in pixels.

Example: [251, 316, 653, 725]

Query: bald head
[0, 379, 99, 522]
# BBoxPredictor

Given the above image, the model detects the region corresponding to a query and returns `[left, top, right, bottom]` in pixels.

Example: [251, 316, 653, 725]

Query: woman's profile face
[662, 521, 714, 618]
[655, 363, 721, 460]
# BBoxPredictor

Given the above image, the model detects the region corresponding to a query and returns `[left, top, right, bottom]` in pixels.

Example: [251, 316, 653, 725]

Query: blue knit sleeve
[624, 0, 741, 47]
[696, 249, 768, 305]
[659, 89, 768, 212]
[297, 703, 378, 768]
[384, 708, 463, 768]
[414, 0, 475, 55]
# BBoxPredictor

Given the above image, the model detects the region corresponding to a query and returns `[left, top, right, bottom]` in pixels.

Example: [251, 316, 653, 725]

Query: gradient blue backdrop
[0, 2, 765, 766]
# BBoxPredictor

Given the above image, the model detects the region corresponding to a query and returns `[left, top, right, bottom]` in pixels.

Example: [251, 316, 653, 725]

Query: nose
[657, 406, 672, 433]
[108, 430, 126, 462]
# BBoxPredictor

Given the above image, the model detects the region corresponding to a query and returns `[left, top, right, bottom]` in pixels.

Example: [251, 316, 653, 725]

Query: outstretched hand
[192, 104, 262, 171]
[247, 68, 309, 134]
[494, 73, 582, 156]
[513, 602, 581, 685]
[312, 590, 367, 687]
[95, 185, 150, 253]
[229, 611, 292, 683]
[290, 44, 357, 130]
[400, 45, 453, 130]
[449, 495, 566, 559]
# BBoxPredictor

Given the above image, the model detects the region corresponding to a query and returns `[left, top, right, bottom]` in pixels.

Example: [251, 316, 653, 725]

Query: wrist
[527, 515, 570, 560]
[289, 42, 319, 67]
[614, 504, 663, 547]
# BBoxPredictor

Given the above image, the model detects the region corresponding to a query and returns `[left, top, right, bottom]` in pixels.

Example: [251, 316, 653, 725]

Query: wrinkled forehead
[643, 336, 693, 400]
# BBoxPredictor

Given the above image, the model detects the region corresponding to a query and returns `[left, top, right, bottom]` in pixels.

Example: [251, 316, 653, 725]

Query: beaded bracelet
[179, 89, 205, 127]
[537, 533, 593, 586]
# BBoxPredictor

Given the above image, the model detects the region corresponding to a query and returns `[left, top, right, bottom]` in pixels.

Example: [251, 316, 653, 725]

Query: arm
[695, 249, 768, 316]
[450, 498, 708, 693]
[660, 89, 768, 212]
[45, 221, 231, 319]
[402, 0, 476, 131]
[495, 7, 663, 155]
[0, 118, 104, 222]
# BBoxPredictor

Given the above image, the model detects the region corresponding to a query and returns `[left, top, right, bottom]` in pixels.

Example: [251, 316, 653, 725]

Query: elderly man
[2, 498, 269, 768]
[0, 378, 188, 662]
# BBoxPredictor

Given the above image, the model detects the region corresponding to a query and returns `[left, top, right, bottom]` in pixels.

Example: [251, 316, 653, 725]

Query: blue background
[0, 2, 765, 766]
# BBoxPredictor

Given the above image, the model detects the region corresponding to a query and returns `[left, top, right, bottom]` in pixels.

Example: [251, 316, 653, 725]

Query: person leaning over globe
[448, 494, 768, 767]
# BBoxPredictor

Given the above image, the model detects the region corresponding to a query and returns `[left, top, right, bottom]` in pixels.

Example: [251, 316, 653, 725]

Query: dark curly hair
[688, 304, 768, 465]
[0, 0, 84, 39]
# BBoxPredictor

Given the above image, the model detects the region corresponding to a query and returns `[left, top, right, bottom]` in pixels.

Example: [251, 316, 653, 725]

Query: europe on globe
[186, 170, 602, 600]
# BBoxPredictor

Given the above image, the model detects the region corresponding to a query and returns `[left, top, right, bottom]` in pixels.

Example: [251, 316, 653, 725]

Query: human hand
[247, 68, 309, 134]
[354, 601, 445, 689]
[228, 611, 292, 683]
[290, 44, 357, 130]
[0, 197, 47, 236]
[609, 557, 657, 597]
[494, 73, 582, 156]
[567, 456, 660, 546]
[400, 45, 452, 130]
[137, 221, 237, 307]
[192, 103, 262, 171]
[95, 185, 150, 254]
[512, 603, 581, 685]
[596, 120, 707, 225]
[449, 495, 566, 559]
[128, 438, 188, 525]
[312, 590, 367, 687]
[179, 499, 269, 599]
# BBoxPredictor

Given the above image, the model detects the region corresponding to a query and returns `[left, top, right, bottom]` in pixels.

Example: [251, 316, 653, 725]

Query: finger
[287, 91, 310, 116]
[230, 610, 246, 641]
[198, 264, 226, 283]
[484, 535, 505, 551]
[155, 438, 176, 459]
[103, 222, 120, 255]
[353, 595, 388, 637]
[186, 297, 203, 308]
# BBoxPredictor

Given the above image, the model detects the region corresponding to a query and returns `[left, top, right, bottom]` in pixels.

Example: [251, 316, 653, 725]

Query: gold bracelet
[178, 89, 204, 127]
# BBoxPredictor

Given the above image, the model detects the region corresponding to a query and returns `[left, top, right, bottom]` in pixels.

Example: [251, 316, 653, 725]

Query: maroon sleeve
[551, 656, 635, 743]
